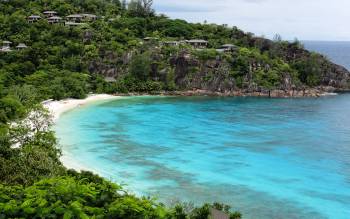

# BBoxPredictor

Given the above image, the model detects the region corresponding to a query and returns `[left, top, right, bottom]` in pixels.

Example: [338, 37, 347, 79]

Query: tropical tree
[128, 0, 154, 17]
[129, 52, 151, 81]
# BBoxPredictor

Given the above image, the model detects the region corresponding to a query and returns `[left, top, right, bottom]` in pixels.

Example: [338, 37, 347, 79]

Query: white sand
[42, 94, 122, 171]
[43, 94, 122, 122]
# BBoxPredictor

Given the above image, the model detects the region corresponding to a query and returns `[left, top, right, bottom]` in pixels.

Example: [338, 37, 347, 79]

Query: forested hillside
[0, 0, 349, 218]
[1, 0, 349, 101]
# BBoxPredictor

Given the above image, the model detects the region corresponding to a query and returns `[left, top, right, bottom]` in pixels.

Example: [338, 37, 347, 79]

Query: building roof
[48, 16, 62, 20]
[81, 14, 97, 18]
[66, 14, 83, 18]
[28, 15, 41, 19]
[16, 43, 28, 48]
[144, 37, 159, 40]
[187, 39, 208, 43]
[210, 208, 230, 219]
[3, 41, 12, 44]
[43, 11, 57, 14]
[221, 44, 236, 47]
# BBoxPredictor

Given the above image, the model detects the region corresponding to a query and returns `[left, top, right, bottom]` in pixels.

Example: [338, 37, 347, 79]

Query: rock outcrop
[90, 44, 350, 96]
[167, 49, 350, 95]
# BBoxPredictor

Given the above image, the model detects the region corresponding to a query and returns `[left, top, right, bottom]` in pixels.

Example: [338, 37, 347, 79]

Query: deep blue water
[55, 95, 350, 219]
[303, 41, 350, 70]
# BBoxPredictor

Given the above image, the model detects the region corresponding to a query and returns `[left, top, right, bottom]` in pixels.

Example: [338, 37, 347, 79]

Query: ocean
[303, 41, 350, 70]
[55, 42, 350, 219]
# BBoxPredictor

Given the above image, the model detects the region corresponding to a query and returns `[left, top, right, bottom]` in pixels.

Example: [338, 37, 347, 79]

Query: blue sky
[153, 0, 349, 41]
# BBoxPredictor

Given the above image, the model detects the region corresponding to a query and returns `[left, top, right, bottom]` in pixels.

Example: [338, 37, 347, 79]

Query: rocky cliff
[88, 41, 350, 97]
[168, 51, 349, 96]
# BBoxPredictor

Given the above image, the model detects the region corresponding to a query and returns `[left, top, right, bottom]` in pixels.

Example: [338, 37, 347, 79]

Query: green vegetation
[0, 0, 347, 217]
[0, 170, 242, 218]
[0, 0, 341, 105]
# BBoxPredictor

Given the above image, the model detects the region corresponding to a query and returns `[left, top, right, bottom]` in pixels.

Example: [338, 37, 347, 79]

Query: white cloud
[154, 0, 350, 41]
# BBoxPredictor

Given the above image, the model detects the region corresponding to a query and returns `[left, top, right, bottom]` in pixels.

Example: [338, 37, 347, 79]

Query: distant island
[0, 0, 349, 218]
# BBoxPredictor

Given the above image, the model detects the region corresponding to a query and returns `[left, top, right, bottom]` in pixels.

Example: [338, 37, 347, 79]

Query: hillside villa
[0, 41, 12, 52]
[186, 39, 208, 49]
[16, 43, 28, 50]
[0, 41, 28, 52]
[216, 44, 238, 53]
[28, 11, 97, 26]
[27, 15, 41, 23]
[47, 16, 62, 24]
[43, 11, 57, 17]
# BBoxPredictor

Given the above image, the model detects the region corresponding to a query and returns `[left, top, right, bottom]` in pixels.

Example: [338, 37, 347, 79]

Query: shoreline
[43, 94, 122, 122]
[43, 94, 123, 172]
[175, 86, 344, 97]
[116, 88, 341, 98]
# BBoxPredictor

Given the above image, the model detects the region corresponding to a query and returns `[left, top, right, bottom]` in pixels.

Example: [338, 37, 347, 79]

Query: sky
[153, 0, 350, 41]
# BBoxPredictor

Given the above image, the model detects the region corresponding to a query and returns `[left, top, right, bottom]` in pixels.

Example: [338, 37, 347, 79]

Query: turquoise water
[55, 95, 350, 219]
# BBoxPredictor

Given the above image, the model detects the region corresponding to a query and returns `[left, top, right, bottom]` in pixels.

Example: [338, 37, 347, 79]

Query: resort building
[66, 14, 83, 23]
[187, 39, 208, 49]
[162, 41, 179, 47]
[65, 14, 97, 26]
[221, 44, 237, 51]
[47, 16, 62, 24]
[16, 43, 28, 50]
[1, 41, 12, 52]
[43, 11, 58, 17]
[2, 41, 12, 48]
[65, 14, 84, 26]
[81, 14, 97, 21]
[216, 44, 238, 53]
[28, 15, 41, 23]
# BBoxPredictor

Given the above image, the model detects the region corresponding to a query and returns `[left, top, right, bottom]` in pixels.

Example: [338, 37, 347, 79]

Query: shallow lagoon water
[55, 95, 350, 219]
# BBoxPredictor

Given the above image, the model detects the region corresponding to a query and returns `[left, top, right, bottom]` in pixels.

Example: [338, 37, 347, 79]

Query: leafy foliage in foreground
[0, 104, 64, 186]
[0, 171, 241, 219]
[0, 174, 162, 218]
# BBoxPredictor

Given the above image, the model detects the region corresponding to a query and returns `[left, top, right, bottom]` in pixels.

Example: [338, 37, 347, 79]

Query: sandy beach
[43, 94, 122, 122]
[42, 94, 122, 172]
